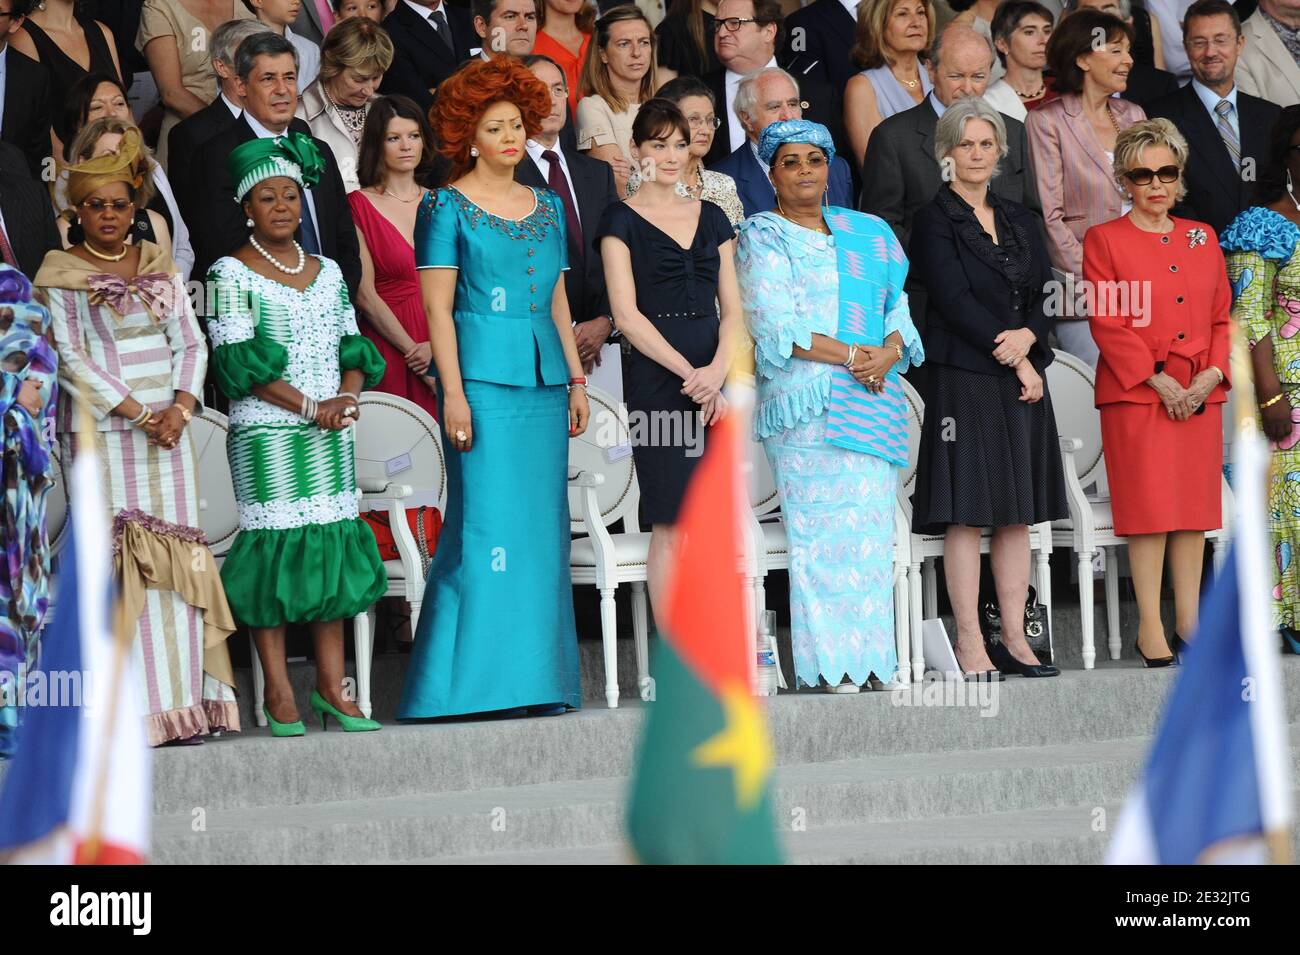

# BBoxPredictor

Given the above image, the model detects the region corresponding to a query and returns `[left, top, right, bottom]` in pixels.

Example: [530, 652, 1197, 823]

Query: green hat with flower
[226, 131, 326, 202]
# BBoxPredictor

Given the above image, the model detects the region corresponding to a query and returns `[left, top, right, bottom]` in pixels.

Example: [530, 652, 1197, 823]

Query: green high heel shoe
[310, 690, 381, 732]
[262, 704, 305, 738]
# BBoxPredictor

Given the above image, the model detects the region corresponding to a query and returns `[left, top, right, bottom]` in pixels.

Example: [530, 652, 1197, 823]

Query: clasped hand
[848, 346, 896, 394]
[1148, 371, 1216, 421]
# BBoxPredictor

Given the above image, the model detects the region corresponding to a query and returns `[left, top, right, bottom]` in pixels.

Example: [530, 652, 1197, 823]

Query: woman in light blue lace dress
[736, 120, 923, 692]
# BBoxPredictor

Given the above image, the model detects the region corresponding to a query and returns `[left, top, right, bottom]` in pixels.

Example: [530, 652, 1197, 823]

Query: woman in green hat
[206, 132, 388, 736]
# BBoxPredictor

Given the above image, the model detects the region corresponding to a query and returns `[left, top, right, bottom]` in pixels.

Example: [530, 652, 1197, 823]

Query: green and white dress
[206, 255, 388, 627]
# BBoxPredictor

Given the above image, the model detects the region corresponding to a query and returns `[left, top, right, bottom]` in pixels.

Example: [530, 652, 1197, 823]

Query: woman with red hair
[398, 56, 591, 720]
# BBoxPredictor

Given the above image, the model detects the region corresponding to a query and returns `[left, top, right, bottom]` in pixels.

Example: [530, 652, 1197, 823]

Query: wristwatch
[172, 403, 192, 423]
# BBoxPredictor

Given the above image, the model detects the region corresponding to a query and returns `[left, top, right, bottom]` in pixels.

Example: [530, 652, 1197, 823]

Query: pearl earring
[470, 147, 479, 158]
[246, 217, 254, 228]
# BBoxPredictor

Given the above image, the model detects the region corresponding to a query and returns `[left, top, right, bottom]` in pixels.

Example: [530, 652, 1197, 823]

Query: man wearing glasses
[703, 0, 843, 166]
[0, 0, 53, 180]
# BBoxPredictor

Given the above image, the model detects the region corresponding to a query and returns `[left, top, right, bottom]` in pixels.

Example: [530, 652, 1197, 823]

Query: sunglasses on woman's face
[777, 154, 828, 170]
[1122, 165, 1180, 185]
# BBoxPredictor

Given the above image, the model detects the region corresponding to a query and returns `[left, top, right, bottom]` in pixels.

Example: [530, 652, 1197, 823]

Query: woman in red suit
[1083, 118, 1230, 668]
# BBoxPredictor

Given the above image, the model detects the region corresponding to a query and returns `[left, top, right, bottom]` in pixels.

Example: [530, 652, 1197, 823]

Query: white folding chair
[1047, 349, 1230, 668]
[568, 385, 650, 707]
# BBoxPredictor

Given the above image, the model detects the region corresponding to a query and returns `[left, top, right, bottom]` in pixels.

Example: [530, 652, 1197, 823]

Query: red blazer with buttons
[1082, 215, 1231, 407]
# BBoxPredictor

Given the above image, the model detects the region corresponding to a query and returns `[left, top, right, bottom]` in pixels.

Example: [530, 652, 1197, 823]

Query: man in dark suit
[381, 0, 478, 114]
[1146, 0, 1278, 234]
[861, 25, 1039, 332]
[780, 0, 860, 99]
[191, 32, 360, 297]
[711, 66, 854, 215]
[0, 0, 53, 180]
[518, 54, 618, 373]
[0, 140, 59, 279]
[169, 19, 273, 229]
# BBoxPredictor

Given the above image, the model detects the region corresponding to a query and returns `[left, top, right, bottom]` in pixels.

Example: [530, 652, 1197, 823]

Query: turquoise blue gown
[398, 186, 582, 718]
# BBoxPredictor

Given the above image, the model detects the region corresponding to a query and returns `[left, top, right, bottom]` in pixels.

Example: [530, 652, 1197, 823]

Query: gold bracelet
[1260, 393, 1286, 410]
[890, 342, 903, 362]
[134, 410, 154, 429]
[171, 403, 192, 423]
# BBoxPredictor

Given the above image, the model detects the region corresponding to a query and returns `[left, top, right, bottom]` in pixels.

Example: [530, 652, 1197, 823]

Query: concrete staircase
[146, 618, 1300, 863]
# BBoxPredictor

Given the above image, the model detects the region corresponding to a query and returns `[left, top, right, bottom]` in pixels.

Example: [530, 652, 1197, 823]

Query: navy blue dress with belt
[594, 199, 734, 524]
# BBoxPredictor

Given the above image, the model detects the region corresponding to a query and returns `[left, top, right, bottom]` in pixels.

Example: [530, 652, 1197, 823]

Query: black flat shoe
[1134, 636, 1176, 668]
[988, 641, 1060, 677]
[1171, 632, 1189, 664]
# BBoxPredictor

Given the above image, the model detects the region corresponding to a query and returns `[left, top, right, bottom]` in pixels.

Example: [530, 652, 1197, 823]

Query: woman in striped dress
[207, 134, 388, 736]
[37, 131, 240, 746]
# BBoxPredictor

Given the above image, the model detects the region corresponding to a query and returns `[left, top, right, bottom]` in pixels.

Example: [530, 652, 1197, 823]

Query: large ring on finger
[867, 375, 879, 384]
[455, 430, 467, 442]
[343, 405, 358, 418]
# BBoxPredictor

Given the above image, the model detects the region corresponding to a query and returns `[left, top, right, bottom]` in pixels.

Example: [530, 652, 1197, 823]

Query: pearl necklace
[250, 235, 306, 274]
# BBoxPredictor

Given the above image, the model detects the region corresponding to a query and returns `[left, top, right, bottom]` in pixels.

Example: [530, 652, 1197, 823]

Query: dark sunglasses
[1122, 165, 1180, 185]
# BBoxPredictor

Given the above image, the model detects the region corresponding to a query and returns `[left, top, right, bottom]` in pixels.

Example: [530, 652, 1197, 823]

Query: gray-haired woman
[909, 96, 1068, 679]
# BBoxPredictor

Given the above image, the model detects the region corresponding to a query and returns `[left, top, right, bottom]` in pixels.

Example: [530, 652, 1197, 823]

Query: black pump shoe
[987, 641, 1060, 677]
[1171, 632, 1189, 664]
[1134, 635, 1176, 668]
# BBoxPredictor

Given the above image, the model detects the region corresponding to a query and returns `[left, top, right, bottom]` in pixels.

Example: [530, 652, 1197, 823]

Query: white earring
[470, 146, 479, 158]
[1289, 169, 1295, 194]
[246, 217, 254, 228]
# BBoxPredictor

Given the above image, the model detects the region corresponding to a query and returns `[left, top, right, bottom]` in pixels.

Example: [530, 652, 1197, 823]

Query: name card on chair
[606, 443, 633, 464]
[386, 452, 413, 477]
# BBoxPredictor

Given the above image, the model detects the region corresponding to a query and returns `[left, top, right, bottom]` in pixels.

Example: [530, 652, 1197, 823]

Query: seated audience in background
[380, 0, 477, 113]
[244, 0, 321, 87]
[656, 0, 720, 84]
[1026, 9, 1145, 365]
[11, 0, 121, 158]
[1237, 0, 1300, 107]
[1222, 105, 1300, 654]
[400, 57, 588, 720]
[1064, 0, 1178, 106]
[0, 0, 54, 180]
[55, 103, 195, 281]
[0, 261, 56, 761]
[0, 141, 60, 278]
[168, 18, 272, 225]
[627, 75, 743, 223]
[336, 0, 385, 22]
[948, 0, 1007, 82]
[137, 0, 257, 169]
[471, 0, 539, 57]
[1084, 119, 1231, 666]
[910, 97, 1066, 680]
[192, 31, 361, 299]
[534, 0, 591, 112]
[842, 0, 935, 173]
[738, 118, 923, 693]
[596, 98, 738, 622]
[37, 130, 241, 746]
[297, 15, 395, 191]
[576, 4, 656, 196]
[1066, 0, 1164, 68]
[207, 135, 386, 736]
[712, 67, 853, 216]
[861, 25, 1038, 335]
[1146, 0, 1278, 236]
[348, 94, 439, 418]
[778, 0, 857, 96]
[519, 53, 619, 373]
[983, 1, 1057, 122]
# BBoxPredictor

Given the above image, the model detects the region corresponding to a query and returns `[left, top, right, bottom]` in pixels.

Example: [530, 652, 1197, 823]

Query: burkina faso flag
[625, 404, 783, 864]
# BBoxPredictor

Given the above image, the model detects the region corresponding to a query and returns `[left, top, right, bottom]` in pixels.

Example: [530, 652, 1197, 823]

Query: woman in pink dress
[347, 94, 438, 419]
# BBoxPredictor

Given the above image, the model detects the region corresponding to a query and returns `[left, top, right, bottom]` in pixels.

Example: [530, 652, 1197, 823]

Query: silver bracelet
[129, 405, 151, 426]
[300, 395, 318, 421]
[843, 343, 858, 368]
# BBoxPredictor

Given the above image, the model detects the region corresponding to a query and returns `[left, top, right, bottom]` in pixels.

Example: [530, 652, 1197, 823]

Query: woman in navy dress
[596, 98, 741, 617]
[398, 56, 591, 720]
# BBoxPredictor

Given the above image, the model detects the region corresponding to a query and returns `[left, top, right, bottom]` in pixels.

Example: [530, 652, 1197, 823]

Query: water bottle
[756, 610, 778, 697]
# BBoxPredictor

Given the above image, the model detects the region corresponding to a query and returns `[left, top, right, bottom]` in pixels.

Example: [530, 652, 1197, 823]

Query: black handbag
[980, 585, 1052, 665]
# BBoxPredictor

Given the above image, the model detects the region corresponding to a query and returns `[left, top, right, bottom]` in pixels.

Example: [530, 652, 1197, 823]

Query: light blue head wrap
[757, 119, 836, 168]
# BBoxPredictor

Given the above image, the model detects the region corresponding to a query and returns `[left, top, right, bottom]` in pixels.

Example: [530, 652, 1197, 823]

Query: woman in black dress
[596, 97, 740, 617]
[910, 97, 1067, 679]
[655, 0, 720, 82]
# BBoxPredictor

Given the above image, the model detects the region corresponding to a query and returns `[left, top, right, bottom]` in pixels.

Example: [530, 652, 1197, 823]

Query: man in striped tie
[1147, 0, 1281, 234]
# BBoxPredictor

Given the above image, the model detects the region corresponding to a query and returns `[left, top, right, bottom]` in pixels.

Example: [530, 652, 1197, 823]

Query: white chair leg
[1105, 546, 1122, 660]
[250, 633, 267, 728]
[1036, 547, 1052, 650]
[630, 580, 651, 701]
[353, 610, 374, 719]
[893, 572, 910, 685]
[1077, 551, 1096, 670]
[909, 562, 924, 682]
[408, 598, 422, 632]
[1212, 537, 1226, 572]
[922, 558, 938, 618]
[599, 586, 619, 708]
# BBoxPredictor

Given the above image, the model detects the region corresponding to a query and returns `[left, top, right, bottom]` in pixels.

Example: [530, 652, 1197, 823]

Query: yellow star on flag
[690, 683, 774, 810]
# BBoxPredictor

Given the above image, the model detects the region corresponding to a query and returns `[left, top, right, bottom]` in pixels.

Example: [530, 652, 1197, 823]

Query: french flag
[0, 427, 150, 864]
[1107, 416, 1293, 864]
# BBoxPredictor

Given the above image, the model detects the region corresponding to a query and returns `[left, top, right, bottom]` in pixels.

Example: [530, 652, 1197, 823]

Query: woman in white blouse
[576, 5, 657, 197]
